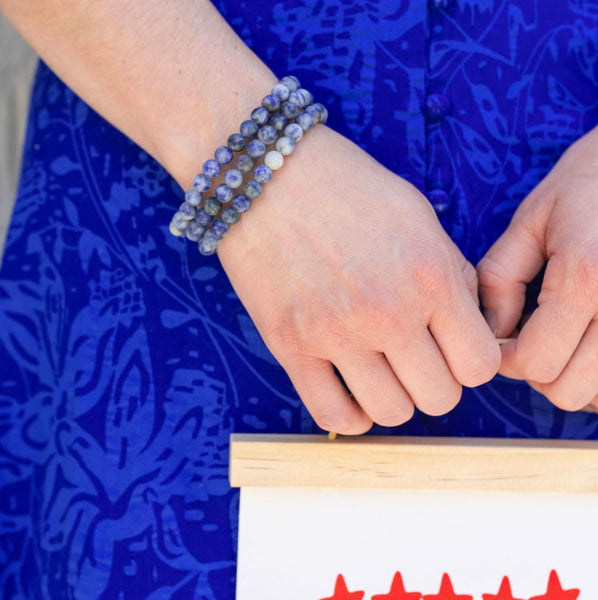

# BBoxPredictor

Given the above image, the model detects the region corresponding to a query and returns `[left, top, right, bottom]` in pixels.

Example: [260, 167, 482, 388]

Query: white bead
[264, 150, 284, 170]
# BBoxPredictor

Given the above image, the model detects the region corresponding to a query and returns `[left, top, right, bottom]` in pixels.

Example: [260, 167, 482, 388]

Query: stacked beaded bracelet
[169, 76, 328, 255]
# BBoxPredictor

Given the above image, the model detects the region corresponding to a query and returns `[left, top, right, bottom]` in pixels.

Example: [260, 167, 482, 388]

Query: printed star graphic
[319, 574, 365, 600]
[482, 576, 524, 600]
[371, 572, 422, 599]
[423, 573, 473, 600]
[529, 570, 580, 600]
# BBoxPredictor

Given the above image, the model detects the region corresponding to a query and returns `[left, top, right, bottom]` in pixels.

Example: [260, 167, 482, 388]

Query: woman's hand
[219, 126, 501, 434]
[478, 126, 598, 412]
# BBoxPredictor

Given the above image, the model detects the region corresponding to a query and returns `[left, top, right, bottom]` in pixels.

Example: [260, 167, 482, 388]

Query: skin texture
[478, 126, 598, 413]
[0, 0, 522, 434]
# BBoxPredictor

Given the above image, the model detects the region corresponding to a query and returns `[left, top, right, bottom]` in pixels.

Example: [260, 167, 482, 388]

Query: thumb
[477, 203, 548, 338]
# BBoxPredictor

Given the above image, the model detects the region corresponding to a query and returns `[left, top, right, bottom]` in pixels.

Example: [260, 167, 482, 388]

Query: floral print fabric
[1, 1, 598, 598]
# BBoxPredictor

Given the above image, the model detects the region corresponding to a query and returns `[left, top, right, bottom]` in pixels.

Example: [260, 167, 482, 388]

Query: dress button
[428, 189, 452, 215]
[426, 93, 451, 119]
[429, 0, 453, 8]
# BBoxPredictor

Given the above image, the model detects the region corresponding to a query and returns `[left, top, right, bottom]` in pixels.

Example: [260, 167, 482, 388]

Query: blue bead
[204, 196, 222, 216]
[186, 220, 206, 242]
[312, 102, 328, 124]
[269, 112, 288, 131]
[215, 145, 234, 165]
[304, 104, 320, 123]
[185, 188, 203, 207]
[232, 194, 251, 213]
[193, 173, 211, 192]
[215, 184, 234, 203]
[254, 164, 273, 184]
[251, 106, 269, 126]
[198, 230, 220, 256]
[240, 119, 259, 138]
[280, 101, 301, 119]
[178, 201, 196, 220]
[227, 133, 246, 152]
[224, 169, 244, 189]
[258, 124, 277, 145]
[211, 218, 229, 238]
[276, 136, 295, 156]
[284, 123, 304, 142]
[203, 159, 221, 178]
[280, 75, 300, 92]
[195, 208, 213, 226]
[296, 112, 314, 131]
[236, 154, 254, 173]
[271, 82, 290, 102]
[243, 180, 262, 199]
[169, 215, 188, 237]
[221, 206, 241, 225]
[289, 89, 312, 108]
[246, 139, 266, 159]
[262, 94, 281, 112]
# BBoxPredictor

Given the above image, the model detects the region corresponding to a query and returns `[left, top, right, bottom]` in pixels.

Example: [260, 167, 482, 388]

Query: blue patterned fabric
[1, 1, 598, 598]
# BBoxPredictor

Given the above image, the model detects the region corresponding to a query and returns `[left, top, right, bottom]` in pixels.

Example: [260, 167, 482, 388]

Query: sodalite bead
[184, 189, 203, 207]
[254, 164, 273, 184]
[280, 75, 300, 92]
[240, 119, 259, 138]
[251, 106, 269, 126]
[289, 89, 312, 108]
[232, 194, 251, 213]
[280, 101, 301, 120]
[284, 122, 304, 142]
[276, 136, 295, 156]
[193, 173, 211, 192]
[178, 201, 196, 220]
[204, 197, 222, 216]
[264, 150, 284, 170]
[211, 218, 229, 238]
[269, 113, 288, 131]
[262, 94, 281, 112]
[198, 230, 220, 256]
[222, 206, 241, 225]
[258, 125, 277, 145]
[271, 82, 290, 102]
[236, 154, 254, 173]
[195, 208, 213, 226]
[224, 168, 244, 189]
[313, 102, 329, 123]
[246, 139, 266, 159]
[243, 180, 262, 199]
[214, 145, 233, 165]
[215, 183, 234, 203]
[297, 113, 314, 132]
[169, 219, 187, 237]
[186, 220, 206, 242]
[203, 159, 221, 178]
[227, 133, 246, 152]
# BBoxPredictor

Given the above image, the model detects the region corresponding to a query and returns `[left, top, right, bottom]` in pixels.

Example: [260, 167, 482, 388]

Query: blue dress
[1, 1, 598, 598]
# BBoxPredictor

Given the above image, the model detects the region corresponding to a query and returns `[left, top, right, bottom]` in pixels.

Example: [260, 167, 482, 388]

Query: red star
[423, 573, 473, 600]
[482, 577, 524, 600]
[319, 574, 365, 600]
[371, 572, 422, 599]
[529, 571, 580, 600]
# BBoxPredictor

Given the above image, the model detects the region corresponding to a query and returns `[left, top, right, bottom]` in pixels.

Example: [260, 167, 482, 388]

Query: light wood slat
[229, 434, 598, 493]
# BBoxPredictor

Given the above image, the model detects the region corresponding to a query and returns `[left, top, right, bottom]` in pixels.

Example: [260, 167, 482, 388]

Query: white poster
[236, 486, 595, 599]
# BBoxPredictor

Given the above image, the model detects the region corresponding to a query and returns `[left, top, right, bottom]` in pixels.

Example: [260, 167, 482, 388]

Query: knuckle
[477, 255, 509, 291]
[409, 250, 452, 295]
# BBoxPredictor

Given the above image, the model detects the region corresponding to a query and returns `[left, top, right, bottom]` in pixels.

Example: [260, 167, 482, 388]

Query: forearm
[0, 0, 276, 188]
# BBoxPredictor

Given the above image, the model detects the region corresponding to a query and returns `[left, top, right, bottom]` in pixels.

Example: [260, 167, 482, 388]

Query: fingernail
[484, 308, 498, 336]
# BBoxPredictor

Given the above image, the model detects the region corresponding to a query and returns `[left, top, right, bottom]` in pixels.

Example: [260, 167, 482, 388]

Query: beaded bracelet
[169, 76, 328, 256]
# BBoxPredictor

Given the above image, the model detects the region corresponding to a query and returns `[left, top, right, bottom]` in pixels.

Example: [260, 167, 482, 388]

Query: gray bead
[275, 136, 295, 156]
[221, 206, 241, 225]
[236, 154, 254, 173]
[204, 196, 222, 216]
[243, 180, 262, 199]
[227, 133, 246, 152]
[264, 150, 284, 171]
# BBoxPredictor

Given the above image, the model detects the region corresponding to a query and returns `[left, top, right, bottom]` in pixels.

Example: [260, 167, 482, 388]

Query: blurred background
[0, 13, 37, 263]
